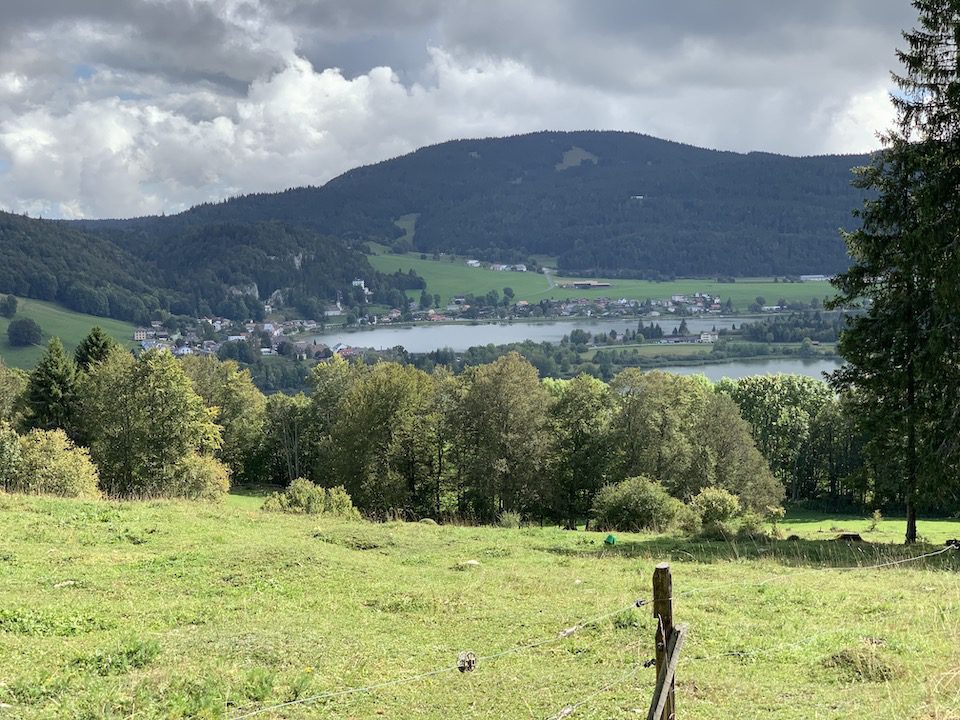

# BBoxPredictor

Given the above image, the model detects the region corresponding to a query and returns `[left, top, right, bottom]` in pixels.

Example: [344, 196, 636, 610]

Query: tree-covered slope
[0, 211, 161, 321]
[3, 212, 419, 323]
[120, 131, 869, 277]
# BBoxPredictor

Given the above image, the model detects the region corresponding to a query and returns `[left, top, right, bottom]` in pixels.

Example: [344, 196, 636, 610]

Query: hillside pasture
[0, 297, 136, 368]
[367, 253, 834, 309]
[0, 493, 957, 719]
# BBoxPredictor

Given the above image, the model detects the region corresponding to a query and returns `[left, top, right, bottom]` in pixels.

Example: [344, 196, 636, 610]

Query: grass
[0, 492, 957, 719]
[367, 252, 834, 308]
[582, 344, 711, 361]
[0, 297, 136, 369]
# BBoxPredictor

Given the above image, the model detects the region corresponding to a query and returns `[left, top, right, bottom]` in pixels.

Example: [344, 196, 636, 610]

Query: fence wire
[230, 598, 648, 719]
[231, 543, 957, 719]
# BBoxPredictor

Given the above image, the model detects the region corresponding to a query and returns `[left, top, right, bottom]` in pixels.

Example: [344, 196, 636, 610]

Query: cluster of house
[465, 259, 527, 272]
[133, 317, 331, 359]
[347, 290, 731, 327]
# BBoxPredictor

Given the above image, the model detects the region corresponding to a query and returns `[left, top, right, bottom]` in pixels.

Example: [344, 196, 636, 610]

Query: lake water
[310, 317, 744, 353]
[306, 318, 842, 380]
[651, 358, 840, 382]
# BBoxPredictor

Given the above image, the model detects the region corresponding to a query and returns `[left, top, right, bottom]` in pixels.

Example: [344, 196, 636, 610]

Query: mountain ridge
[80, 130, 869, 277]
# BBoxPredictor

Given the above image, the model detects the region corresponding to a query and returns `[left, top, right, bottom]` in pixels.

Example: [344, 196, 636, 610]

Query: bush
[497, 511, 522, 529]
[767, 505, 786, 538]
[691, 487, 741, 525]
[699, 520, 736, 540]
[11, 429, 99, 498]
[591, 476, 681, 532]
[172, 454, 230, 501]
[7, 318, 41, 347]
[674, 503, 703, 536]
[736, 510, 768, 540]
[263, 478, 361, 520]
[0, 422, 20, 488]
[0, 295, 17, 319]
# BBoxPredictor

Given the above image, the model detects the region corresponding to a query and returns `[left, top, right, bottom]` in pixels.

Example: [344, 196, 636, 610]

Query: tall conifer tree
[25, 337, 77, 434]
[831, 1, 960, 542]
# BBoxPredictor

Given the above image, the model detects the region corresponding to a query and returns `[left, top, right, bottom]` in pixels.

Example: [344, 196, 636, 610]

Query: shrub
[691, 487, 741, 525]
[7, 318, 41, 347]
[767, 505, 786, 538]
[674, 503, 703, 536]
[736, 510, 768, 540]
[11, 429, 99, 498]
[263, 478, 361, 520]
[323, 485, 360, 519]
[699, 520, 735, 540]
[497, 511, 522, 529]
[0, 422, 20, 488]
[591, 476, 681, 532]
[172, 454, 231, 501]
[0, 294, 17, 319]
[867, 509, 883, 532]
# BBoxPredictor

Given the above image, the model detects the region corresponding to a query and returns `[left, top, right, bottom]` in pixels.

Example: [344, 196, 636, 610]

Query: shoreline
[300, 312, 770, 336]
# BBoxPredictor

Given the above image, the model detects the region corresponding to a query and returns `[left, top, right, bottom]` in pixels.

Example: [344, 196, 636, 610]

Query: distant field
[1, 493, 957, 719]
[0, 298, 136, 369]
[368, 253, 834, 308]
[582, 343, 712, 361]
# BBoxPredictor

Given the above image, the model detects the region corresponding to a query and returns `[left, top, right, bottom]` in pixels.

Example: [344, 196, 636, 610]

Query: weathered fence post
[650, 562, 675, 720]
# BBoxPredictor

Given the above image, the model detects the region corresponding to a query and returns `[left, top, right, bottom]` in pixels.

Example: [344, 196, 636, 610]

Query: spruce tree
[74, 326, 117, 371]
[830, 0, 960, 542]
[25, 337, 77, 434]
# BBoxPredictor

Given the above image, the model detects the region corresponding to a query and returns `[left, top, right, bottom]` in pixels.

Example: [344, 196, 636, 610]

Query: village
[127, 280, 794, 361]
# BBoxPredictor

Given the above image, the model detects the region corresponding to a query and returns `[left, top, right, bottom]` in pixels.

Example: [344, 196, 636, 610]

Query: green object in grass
[604, 534, 616, 545]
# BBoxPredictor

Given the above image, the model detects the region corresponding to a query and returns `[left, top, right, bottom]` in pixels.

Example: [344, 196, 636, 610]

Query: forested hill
[0, 212, 421, 324]
[96, 131, 871, 277]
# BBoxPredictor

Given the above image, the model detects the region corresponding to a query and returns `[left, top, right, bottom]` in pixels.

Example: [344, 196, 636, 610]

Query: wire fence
[229, 543, 958, 720]
[230, 598, 649, 719]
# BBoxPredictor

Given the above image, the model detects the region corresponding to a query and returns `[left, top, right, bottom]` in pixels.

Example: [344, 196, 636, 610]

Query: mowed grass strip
[367, 253, 834, 309]
[0, 493, 957, 719]
[0, 297, 136, 369]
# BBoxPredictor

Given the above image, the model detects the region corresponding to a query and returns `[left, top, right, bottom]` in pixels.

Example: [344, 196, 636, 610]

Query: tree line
[3, 330, 954, 531]
[0, 212, 424, 324]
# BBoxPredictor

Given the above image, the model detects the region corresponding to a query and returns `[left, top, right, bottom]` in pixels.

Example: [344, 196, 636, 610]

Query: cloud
[0, 0, 915, 218]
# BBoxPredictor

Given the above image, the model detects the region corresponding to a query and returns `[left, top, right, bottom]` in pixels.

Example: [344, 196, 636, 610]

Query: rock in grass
[419, 518, 438, 525]
[453, 559, 481, 571]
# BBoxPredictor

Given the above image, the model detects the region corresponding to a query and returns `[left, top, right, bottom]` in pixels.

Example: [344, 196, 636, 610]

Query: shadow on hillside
[544, 534, 960, 571]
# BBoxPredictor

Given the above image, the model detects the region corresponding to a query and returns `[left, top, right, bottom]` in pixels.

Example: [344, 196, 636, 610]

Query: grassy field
[1, 492, 957, 719]
[582, 343, 712, 361]
[367, 253, 834, 309]
[0, 298, 136, 369]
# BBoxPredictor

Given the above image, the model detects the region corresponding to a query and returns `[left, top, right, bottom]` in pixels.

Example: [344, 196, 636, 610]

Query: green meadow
[0, 298, 136, 369]
[367, 253, 833, 309]
[1, 492, 957, 719]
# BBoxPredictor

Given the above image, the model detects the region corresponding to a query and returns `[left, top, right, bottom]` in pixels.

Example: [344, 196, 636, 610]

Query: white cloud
[0, 1, 912, 218]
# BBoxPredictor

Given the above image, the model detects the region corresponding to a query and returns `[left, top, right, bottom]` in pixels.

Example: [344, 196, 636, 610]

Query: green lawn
[582, 343, 712, 361]
[1, 493, 957, 719]
[368, 253, 833, 309]
[0, 298, 136, 369]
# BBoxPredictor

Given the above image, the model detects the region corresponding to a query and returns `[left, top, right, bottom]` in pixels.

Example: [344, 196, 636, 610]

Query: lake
[306, 318, 842, 380]
[309, 317, 745, 353]
[650, 358, 840, 382]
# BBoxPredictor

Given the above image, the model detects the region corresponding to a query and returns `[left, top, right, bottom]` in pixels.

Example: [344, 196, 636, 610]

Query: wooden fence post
[651, 562, 674, 720]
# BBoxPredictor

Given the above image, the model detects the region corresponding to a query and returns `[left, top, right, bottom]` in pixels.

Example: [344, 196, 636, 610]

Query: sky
[0, 0, 918, 219]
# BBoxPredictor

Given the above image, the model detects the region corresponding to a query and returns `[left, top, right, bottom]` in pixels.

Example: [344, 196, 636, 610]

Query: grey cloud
[0, 0, 918, 218]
